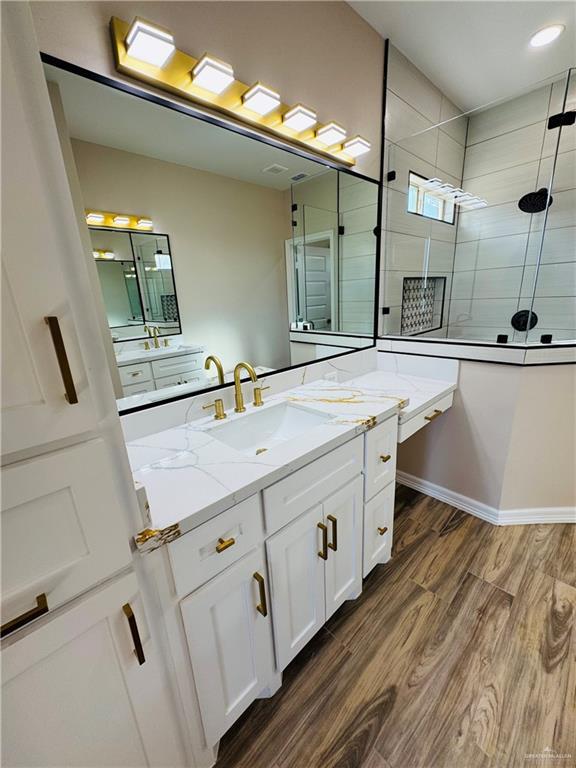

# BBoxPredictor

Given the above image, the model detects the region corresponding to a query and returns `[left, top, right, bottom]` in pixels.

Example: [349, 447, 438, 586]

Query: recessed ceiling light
[316, 122, 347, 147]
[530, 24, 565, 48]
[242, 83, 281, 116]
[283, 105, 317, 132]
[125, 18, 175, 68]
[343, 136, 371, 158]
[192, 55, 235, 95]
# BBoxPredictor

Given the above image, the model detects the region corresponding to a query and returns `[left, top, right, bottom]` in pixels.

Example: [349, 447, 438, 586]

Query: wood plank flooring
[217, 486, 576, 768]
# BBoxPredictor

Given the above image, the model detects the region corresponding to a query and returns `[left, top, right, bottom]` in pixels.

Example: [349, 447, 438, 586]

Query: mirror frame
[42, 47, 386, 415]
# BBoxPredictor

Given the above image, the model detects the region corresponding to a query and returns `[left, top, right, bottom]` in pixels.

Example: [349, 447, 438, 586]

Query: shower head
[518, 187, 553, 214]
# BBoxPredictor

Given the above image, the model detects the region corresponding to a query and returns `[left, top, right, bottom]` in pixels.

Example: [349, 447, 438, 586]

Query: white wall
[71, 139, 292, 371]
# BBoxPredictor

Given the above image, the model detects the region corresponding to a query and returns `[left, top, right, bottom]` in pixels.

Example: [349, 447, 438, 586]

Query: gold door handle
[44, 316, 78, 404]
[253, 572, 268, 617]
[424, 409, 443, 422]
[216, 536, 235, 553]
[379, 454, 392, 463]
[378, 526, 388, 536]
[1, 593, 49, 639]
[327, 514, 338, 552]
[122, 603, 145, 665]
[317, 522, 328, 560]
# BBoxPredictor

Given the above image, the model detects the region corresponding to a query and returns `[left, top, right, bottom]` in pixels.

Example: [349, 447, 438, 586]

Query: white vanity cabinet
[117, 351, 205, 397]
[267, 475, 363, 671]
[2, 572, 188, 768]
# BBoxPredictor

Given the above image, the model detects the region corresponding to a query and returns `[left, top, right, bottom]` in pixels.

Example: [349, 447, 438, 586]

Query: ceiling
[350, 1, 575, 110]
[44, 64, 326, 191]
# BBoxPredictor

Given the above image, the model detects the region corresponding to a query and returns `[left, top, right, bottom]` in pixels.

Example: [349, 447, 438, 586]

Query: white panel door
[267, 505, 326, 671]
[363, 482, 395, 577]
[180, 548, 276, 746]
[1, 17, 97, 457]
[1, 439, 131, 629]
[324, 476, 364, 620]
[364, 416, 398, 501]
[1, 572, 188, 768]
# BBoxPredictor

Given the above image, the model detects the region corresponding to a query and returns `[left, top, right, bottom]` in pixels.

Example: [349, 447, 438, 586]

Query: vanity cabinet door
[180, 548, 275, 747]
[323, 476, 364, 620]
[2, 572, 188, 768]
[363, 482, 395, 577]
[267, 505, 326, 671]
[364, 416, 398, 501]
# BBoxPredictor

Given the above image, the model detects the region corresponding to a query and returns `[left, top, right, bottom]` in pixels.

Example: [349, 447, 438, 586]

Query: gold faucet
[203, 398, 226, 420]
[151, 327, 160, 348]
[205, 355, 225, 385]
[233, 362, 258, 413]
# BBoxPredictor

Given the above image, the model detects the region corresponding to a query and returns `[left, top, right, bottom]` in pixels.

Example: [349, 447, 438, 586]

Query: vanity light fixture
[343, 136, 371, 158]
[192, 55, 235, 95]
[137, 218, 153, 229]
[86, 212, 105, 225]
[113, 215, 131, 227]
[316, 122, 347, 147]
[283, 105, 317, 132]
[530, 24, 565, 47]
[93, 249, 115, 260]
[125, 18, 175, 68]
[242, 83, 281, 116]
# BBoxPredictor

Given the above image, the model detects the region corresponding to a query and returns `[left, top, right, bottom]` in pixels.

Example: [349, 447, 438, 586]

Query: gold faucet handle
[253, 385, 270, 407]
[203, 398, 227, 420]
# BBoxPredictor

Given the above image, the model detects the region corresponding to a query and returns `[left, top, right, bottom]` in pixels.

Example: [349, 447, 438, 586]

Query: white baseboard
[396, 470, 576, 526]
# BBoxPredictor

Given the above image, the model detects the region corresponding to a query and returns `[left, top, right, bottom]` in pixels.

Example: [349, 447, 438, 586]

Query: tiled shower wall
[449, 72, 576, 342]
[380, 45, 467, 337]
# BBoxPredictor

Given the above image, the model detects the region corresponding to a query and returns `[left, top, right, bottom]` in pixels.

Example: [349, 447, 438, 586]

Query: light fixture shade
[283, 104, 317, 132]
[193, 55, 234, 95]
[137, 218, 153, 229]
[243, 83, 281, 116]
[102, 251, 115, 260]
[343, 136, 371, 157]
[125, 18, 175, 68]
[86, 212, 105, 225]
[316, 122, 347, 147]
[530, 24, 564, 47]
[113, 215, 130, 227]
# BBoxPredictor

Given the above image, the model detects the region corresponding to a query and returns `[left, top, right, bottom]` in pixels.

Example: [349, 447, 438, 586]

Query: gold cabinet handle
[317, 522, 328, 560]
[122, 603, 145, 665]
[378, 526, 389, 536]
[253, 572, 268, 617]
[1, 593, 49, 639]
[424, 409, 443, 422]
[327, 514, 338, 552]
[216, 536, 235, 553]
[379, 454, 392, 463]
[130, 371, 142, 378]
[44, 316, 78, 404]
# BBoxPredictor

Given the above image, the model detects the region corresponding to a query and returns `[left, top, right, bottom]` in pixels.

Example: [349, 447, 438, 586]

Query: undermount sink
[206, 402, 331, 456]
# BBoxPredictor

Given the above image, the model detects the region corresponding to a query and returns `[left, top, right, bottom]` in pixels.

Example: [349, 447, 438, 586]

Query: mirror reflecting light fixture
[113, 215, 131, 227]
[125, 18, 175, 67]
[192, 55, 235, 94]
[137, 218, 153, 229]
[343, 136, 371, 158]
[242, 83, 281, 116]
[316, 122, 347, 147]
[86, 212, 105, 225]
[283, 105, 317, 132]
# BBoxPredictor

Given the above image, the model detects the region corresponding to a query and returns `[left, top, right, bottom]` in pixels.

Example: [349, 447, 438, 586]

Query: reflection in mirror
[46, 63, 379, 410]
[381, 44, 575, 345]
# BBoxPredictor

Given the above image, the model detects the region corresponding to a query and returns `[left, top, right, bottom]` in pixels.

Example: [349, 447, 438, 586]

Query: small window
[407, 172, 455, 224]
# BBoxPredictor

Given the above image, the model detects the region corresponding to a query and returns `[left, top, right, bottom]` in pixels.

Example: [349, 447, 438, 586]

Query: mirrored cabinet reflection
[90, 228, 181, 342]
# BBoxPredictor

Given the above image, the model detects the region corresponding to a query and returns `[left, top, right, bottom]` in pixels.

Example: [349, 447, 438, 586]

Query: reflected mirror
[45, 63, 379, 411]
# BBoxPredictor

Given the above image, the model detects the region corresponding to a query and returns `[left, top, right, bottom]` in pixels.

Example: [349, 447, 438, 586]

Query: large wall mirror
[44, 62, 380, 412]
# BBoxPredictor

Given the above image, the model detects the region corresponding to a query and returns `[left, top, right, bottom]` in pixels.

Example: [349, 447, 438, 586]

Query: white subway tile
[387, 45, 442, 123]
[465, 161, 540, 207]
[454, 234, 529, 271]
[436, 131, 465, 178]
[463, 122, 545, 178]
[466, 85, 551, 145]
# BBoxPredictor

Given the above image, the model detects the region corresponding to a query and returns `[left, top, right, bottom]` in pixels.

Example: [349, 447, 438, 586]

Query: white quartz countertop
[116, 344, 204, 367]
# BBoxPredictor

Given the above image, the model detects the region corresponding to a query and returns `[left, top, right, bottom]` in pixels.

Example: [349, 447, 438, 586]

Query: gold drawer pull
[253, 572, 268, 617]
[122, 603, 145, 665]
[1, 593, 49, 638]
[130, 371, 142, 378]
[44, 316, 78, 404]
[424, 409, 443, 422]
[216, 536, 235, 553]
[378, 526, 389, 536]
[327, 514, 338, 552]
[318, 522, 328, 560]
[379, 454, 392, 463]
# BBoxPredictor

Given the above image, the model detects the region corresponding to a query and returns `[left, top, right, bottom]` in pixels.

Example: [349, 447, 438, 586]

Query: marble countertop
[116, 344, 205, 367]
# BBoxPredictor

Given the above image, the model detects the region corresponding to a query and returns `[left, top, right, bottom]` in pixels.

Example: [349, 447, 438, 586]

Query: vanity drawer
[119, 361, 153, 386]
[123, 381, 155, 397]
[363, 483, 394, 577]
[364, 415, 398, 501]
[155, 371, 205, 390]
[398, 392, 454, 443]
[263, 437, 363, 536]
[168, 495, 264, 598]
[151, 354, 203, 379]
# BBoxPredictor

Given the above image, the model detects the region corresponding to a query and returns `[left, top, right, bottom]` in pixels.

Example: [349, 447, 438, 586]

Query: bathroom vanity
[116, 345, 206, 397]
